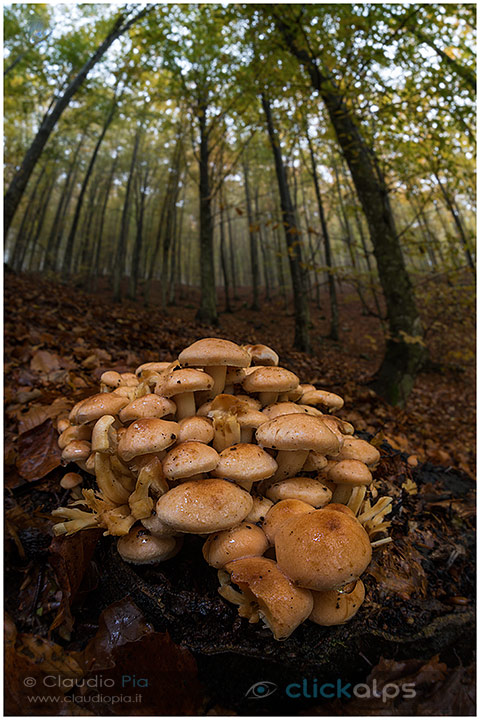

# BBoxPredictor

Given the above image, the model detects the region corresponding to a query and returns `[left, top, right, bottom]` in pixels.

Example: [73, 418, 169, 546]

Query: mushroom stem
[347, 486, 367, 516]
[357, 497, 392, 525]
[95, 454, 131, 505]
[174, 392, 196, 420]
[332, 484, 354, 505]
[212, 415, 241, 452]
[371, 536, 393, 548]
[273, 449, 309, 481]
[259, 391, 278, 407]
[208, 365, 227, 398]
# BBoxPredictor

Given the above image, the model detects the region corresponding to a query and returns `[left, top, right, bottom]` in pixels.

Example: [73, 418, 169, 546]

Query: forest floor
[4, 268, 476, 715]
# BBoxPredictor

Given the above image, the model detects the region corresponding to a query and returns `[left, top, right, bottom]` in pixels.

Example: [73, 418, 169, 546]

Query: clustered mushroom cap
[242, 366, 299, 395]
[242, 343, 279, 366]
[262, 498, 315, 545]
[212, 444, 277, 485]
[223, 556, 313, 640]
[179, 338, 251, 369]
[119, 394, 176, 423]
[262, 402, 322, 419]
[203, 522, 269, 568]
[117, 418, 179, 462]
[301, 389, 344, 411]
[256, 414, 340, 455]
[161, 368, 214, 396]
[176, 416, 214, 444]
[327, 459, 373, 487]
[117, 526, 181, 564]
[266, 477, 332, 507]
[275, 507, 372, 591]
[155, 477, 253, 534]
[334, 437, 380, 467]
[162, 441, 219, 481]
[309, 579, 365, 626]
[70, 393, 129, 424]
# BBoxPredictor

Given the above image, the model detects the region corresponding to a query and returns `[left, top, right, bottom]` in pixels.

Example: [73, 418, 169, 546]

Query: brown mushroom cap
[119, 395, 176, 423]
[69, 393, 129, 425]
[60, 472, 83, 489]
[262, 498, 315, 545]
[160, 368, 214, 396]
[212, 444, 277, 485]
[275, 508, 372, 591]
[242, 344, 279, 367]
[266, 477, 332, 508]
[179, 338, 250, 368]
[155, 478, 253, 534]
[117, 526, 180, 564]
[302, 451, 328, 472]
[245, 495, 274, 523]
[301, 389, 344, 411]
[327, 459, 373, 486]
[262, 402, 323, 420]
[162, 441, 219, 481]
[309, 579, 365, 626]
[325, 503, 356, 517]
[58, 424, 92, 449]
[256, 414, 340, 454]
[117, 418, 179, 462]
[332, 437, 381, 467]
[242, 366, 299, 395]
[61, 440, 91, 463]
[135, 361, 173, 377]
[223, 556, 313, 640]
[203, 522, 269, 568]
[177, 416, 214, 444]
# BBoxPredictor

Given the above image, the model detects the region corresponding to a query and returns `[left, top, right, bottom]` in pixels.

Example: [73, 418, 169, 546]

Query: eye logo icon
[245, 681, 278, 699]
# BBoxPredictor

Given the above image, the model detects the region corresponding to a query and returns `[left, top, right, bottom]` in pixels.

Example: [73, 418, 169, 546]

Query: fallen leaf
[16, 419, 62, 481]
[30, 350, 61, 374]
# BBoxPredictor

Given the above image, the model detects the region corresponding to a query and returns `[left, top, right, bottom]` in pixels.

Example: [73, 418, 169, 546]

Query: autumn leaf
[16, 419, 62, 481]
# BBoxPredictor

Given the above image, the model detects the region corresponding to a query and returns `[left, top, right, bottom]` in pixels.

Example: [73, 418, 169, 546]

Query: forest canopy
[3, 3, 476, 404]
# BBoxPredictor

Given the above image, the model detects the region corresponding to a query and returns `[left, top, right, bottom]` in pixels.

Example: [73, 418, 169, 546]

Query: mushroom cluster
[52, 338, 393, 640]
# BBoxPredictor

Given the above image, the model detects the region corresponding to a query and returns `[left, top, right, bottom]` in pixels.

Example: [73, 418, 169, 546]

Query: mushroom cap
[242, 366, 299, 394]
[236, 407, 267, 429]
[327, 459, 373, 486]
[135, 361, 173, 377]
[141, 512, 179, 537]
[262, 498, 315, 545]
[69, 393, 129, 425]
[177, 416, 214, 444]
[245, 495, 274, 523]
[256, 414, 340, 454]
[117, 418, 179, 461]
[117, 526, 179, 564]
[58, 424, 92, 449]
[262, 402, 323, 420]
[309, 579, 365, 626]
[179, 338, 250, 368]
[155, 478, 253, 534]
[119, 394, 176, 423]
[162, 441, 219, 480]
[224, 557, 313, 640]
[242, 344, 279, 367]
[325, 503, 356, 517]
[301, 389, 344, 411]
[203, 522, 269, 568]
[332, 437, 381, 467]
[302, 451, 328, 472]
[275, 508, 372, 591]
[61, 440, 91, 462]
[100, 370, 123, 388]
[160, 368, 213, 397]
[225, 367, 247, 385]
[235, 394, 262, 410]
[212, 443, 277, 484]
[266, 477, 332, 508]
[60, 472, 83, 489]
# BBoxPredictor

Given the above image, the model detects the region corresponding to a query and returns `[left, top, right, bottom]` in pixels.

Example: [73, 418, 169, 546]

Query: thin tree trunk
[243, 160, 260, 310]
[255, 188, 271, 303]
[226, 203, 238, 302]
[261, 93, 311, 352]
[160, 142, 182, 309]
[25, 171, 58, 271]
[10, 165, 46, 271]
[88, 155, 118, 291]
[434, 172, 475, 275]
[219, 189, 232, 312]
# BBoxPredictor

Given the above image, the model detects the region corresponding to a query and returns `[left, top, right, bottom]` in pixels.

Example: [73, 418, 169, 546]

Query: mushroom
[129, 456, 169, 520]
[262, 402, 323, 420]
[119, 394, 176, 423]
[60, 472, 83, 490]
[155, 478, 253, 534]
[61, 440, 91, 464]
[211, 443, 277, 492]
[69, 393, 129, 425]
[301, 389, 344, 412]
[160, 368, 213, 419]
[256, 414, 340, 482]
[178, 338, 250, 398]
[176, 416, 214, 444]
[117, 526, 181, 565]
[309, 579, 365, 626]
[117, 418, 179, 462]
[275, 507, 372, 591]
[203, 522, 269, 568]
[206, 394, 244, 451]
[162, 441, 219, 483]
[242, 366, 299, 407]
[265, 477, 332, 508]
[331, 436, 381, 468]
[91, 414, 118, 454]
[219, 556, 313, 640]
[262, 498, 315, 545]
[302, 451, 328, 472]
[224, 367, 247, 394]
[327, 459, 373, 505]
[135, 361, 174, 378]
[58, 424, 92, 449]
[245, 495, 274, 523]
[242, 343, 279, 367]
[141, 511, 180, 537]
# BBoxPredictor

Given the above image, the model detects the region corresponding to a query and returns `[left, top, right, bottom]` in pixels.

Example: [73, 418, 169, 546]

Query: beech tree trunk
[261, 93, 311, 353]
[243, 160, 260, 310]
[4, 7, 151, 236]
[276, 15, 426, 403]
[434, 172, 475, 275]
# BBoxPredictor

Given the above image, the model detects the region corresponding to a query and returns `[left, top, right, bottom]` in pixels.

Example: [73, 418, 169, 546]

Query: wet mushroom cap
[224, 556, 313, 641]
[266, 477, 332, 507]
[135, 361, 173, 377]
[177, 416, 214, 444]
[242, 344, 279, 366]
[245, 495, 274, 523]
[332, 437, 381, 467]
[301, 389, 344, 411]
[69, 393, 129, 424]
[179, 338, 251, 368]
[275, 507, 372, 591]
[117, 526, 179, 564]
[309, 579, 365, 626]
[61, 440, 91, 462]
[256, 414, 340, 454]
[242, 366, 299, 395]
[203, 522, 269, 568]
[155, 477, 253, 533]
[262, 498, 315, 545]
[162, 441, 219, 480]
[262, 402, 323, 420]
[117, 418, 179, 462]
[211, 444, 277, 484]
[119, 394, 176, 423]
[327, 459, 373, 486]
[160, 368, 214, 396]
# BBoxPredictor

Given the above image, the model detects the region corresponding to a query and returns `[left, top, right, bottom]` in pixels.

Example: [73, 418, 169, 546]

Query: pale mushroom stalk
[95, 454, 132, 505]
[259, 391, 279, 407]
[174, 391, 197, 420]
[52, 507, 100, 536]
[332, 484, 355, 505]
[208, 365, 227, 397]
[273, 449, 309, 481]
[357, 496, 393, 525]
[347, 485, 367, 516]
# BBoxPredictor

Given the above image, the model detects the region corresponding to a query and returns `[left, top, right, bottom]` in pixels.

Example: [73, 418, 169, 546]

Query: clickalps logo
[245, 678, 416, 702]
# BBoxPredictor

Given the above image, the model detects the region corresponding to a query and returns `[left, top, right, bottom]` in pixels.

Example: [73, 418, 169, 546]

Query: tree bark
[243, 160, 260, 310]
[4, 6, 151, 236]
[261, 93, 311, 353]
[218, 191, 232, 313]
[275, 15, 426, 403]
[434, 172, 475, 275]
[10, 164, 46, 272]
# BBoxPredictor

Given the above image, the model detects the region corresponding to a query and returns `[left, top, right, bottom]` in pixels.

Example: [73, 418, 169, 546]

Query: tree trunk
[160, 142, 182, 309]
[243, 160, 260, 310]
[113, 126, 141, 302]
[4, 7, 151, 236]
[226, 203, 238, 302]
[261, 93, 311, 353]
[25, 171, 58, 271]
[88, 155, 118, 291]
[10, 165, 46, 272]
[276, 16, 426, 403]
[255, 189, 271, 303]
[196, 103, 218, 325]
[434, 172, 475, 275]
[306, 133, 339, 340]
[219, 190, 232, 313]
